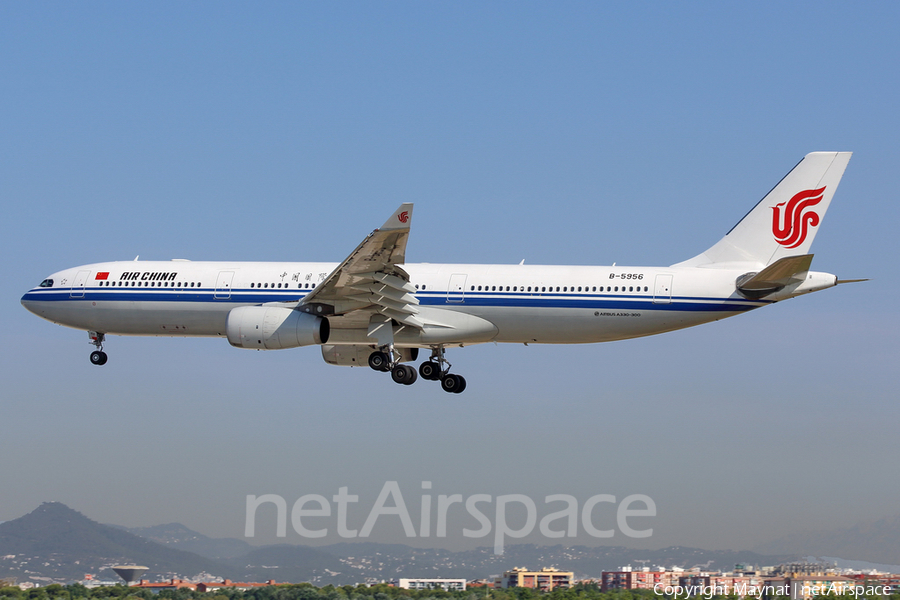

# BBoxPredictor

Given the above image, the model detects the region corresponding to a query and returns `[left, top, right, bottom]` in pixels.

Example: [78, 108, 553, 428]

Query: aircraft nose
[21, 290, 40, 316]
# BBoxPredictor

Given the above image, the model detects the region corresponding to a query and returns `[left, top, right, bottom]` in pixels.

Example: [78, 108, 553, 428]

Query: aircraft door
[215, 271, 235, 299]
[653, 274, 673, 304]
[446, 273, 467, 303]
[70, 270, 91, 298]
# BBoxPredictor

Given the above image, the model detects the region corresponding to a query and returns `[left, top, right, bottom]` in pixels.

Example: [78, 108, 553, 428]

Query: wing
[298, 204, 423, 334]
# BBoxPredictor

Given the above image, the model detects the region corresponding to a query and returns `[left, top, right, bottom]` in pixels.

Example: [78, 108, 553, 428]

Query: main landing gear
[367, 349, 419, 385]
[368, 345, 466, 393]
[88, 331, 108, 366]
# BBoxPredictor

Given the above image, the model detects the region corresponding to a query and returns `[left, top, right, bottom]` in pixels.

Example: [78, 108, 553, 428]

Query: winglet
[380, 203, 413, 231]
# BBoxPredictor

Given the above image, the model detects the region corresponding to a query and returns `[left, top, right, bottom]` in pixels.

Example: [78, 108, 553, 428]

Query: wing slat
[298, 203, 422, 331]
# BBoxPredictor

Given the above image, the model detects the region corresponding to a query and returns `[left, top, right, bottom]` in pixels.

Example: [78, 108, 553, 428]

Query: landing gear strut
[368, 345, 417, 385]
[88, 331, 108, 366]
[367, 344, 466, 392]
[421, 346, 466, 393]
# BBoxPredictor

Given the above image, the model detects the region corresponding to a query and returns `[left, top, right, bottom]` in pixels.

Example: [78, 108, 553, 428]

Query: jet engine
[226, 306, 329, 350]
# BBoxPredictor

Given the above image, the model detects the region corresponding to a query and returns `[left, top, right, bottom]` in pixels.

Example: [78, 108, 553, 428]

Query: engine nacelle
[226, 306, 329, 350]
[321, 345, 418, 366]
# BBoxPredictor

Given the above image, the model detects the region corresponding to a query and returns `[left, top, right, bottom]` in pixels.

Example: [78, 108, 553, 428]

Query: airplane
[22, 152, 862, 393]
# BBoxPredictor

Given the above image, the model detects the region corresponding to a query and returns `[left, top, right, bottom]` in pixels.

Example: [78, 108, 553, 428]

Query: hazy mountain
[115, 523, 252, 560]
[0, 503, 350, 585]
[0, 502, 804, 585]
[315, 542, 797, 579]
[226, 545, 349, 584]
[0, 502, 230, 582]
[756, 515, 900, 566]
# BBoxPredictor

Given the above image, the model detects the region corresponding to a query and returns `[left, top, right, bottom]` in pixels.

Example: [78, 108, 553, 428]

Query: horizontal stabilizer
[736, 254, 813, 299]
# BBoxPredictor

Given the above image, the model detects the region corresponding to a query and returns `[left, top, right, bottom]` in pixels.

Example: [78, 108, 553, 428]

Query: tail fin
[674, 152, 851, 268]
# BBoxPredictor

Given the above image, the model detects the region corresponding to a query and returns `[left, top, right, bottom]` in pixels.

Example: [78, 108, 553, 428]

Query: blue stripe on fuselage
[21, 287, 766, 313]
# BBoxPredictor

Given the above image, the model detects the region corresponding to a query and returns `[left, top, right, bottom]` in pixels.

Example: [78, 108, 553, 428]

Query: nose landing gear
[88, 331, 108, 366]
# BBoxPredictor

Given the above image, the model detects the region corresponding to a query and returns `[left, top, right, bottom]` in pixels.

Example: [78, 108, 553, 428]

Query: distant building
[133, 579, 198, 593]
[196, 579, 279, 592]
[679, 574, 765, 598]
[601, 567, 681, 591]
[766, 576, 854, 600]
[847, 573, 900, 588]
[500, 568, 573, 591]
[73, 575, 121, 589]
[772, 562, 838, 576]
[393, 579, 466, 591]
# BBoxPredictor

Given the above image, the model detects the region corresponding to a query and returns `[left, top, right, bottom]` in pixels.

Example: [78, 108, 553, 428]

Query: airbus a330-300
[22, 152, 863, 393]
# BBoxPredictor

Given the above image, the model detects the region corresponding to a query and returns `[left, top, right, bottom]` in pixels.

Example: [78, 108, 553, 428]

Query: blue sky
[2, 2, 899, 555]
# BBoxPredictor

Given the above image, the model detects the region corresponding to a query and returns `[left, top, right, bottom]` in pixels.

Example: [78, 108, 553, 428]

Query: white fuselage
[20, 259, 772, 347]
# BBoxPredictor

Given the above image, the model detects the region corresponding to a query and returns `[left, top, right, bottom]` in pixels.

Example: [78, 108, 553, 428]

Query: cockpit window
[39, 279, 54, 288]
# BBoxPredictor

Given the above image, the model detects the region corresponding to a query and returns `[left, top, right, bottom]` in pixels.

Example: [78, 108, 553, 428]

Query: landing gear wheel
[90, 351, 108, 366]
[368, 351, 391, 372]
[391, 364, 418, 385]
[419, 360, 441, 381]
[441, 373, 466, 394]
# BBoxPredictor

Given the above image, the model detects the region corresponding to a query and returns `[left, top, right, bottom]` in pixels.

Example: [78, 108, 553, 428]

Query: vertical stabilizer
[674, 152, 851, 268]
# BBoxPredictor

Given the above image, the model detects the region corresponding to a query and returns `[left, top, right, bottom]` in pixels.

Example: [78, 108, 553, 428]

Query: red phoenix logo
[771, 187, 825, 249]
[398, 211, 409, 223]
